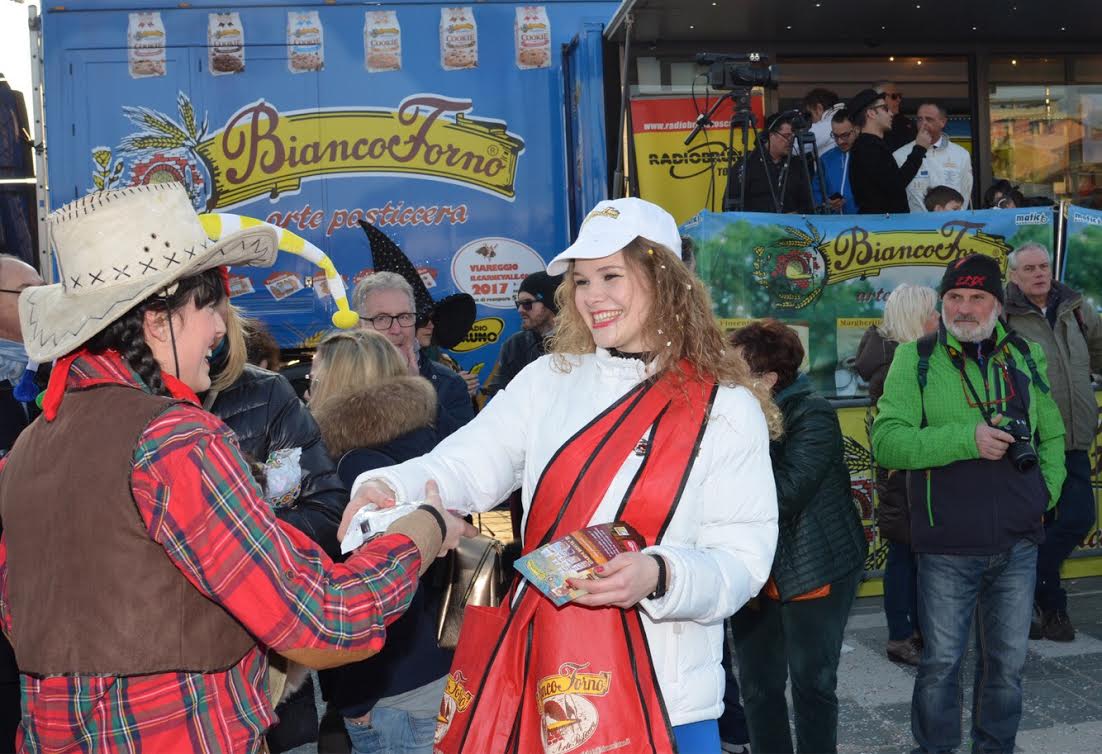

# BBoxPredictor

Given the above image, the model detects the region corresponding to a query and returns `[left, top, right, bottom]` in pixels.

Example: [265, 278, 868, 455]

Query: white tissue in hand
[340, 503, 422, 554]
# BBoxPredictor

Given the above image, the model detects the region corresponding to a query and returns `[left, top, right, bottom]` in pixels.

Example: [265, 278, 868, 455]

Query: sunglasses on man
[515, 298, 540, 311]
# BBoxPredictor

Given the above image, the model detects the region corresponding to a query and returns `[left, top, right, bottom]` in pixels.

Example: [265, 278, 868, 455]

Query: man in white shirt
[892, 101, 973, 213]
[804, 88, 843, 158]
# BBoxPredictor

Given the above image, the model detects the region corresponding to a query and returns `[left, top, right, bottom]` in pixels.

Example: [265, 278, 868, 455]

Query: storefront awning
[605, 0, 1102, 46]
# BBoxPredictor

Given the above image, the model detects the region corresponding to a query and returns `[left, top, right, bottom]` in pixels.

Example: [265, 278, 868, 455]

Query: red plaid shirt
[0, 351, 423, 753]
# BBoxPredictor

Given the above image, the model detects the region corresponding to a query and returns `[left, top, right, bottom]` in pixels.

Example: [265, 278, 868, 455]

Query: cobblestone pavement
[839, 575, 1102, 753]
[293, 570, 1102, 754]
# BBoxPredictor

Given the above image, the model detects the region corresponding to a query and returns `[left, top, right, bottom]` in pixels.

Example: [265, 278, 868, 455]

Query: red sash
[434, 365, 717, 754]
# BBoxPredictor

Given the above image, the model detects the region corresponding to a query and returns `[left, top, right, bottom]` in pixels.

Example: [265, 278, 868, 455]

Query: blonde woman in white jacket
[339, 198, 780, 754]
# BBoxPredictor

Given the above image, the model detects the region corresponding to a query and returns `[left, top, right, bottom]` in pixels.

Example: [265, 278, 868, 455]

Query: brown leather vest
[0, 384, 255, 676]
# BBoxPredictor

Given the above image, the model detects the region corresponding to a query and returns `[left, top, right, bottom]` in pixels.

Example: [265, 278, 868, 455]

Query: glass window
[989, 56, 1102, 209]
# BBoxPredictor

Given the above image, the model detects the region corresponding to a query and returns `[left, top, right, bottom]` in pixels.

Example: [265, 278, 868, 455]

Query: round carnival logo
[451, 237, 546, 309]
[752, 223, 827, 309]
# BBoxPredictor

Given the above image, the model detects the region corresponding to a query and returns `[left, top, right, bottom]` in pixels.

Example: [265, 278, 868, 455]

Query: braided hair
[85, 268, 226, 396]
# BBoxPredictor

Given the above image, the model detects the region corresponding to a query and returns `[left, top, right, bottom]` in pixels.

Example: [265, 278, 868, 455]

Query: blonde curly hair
[549, 237, 782, 438]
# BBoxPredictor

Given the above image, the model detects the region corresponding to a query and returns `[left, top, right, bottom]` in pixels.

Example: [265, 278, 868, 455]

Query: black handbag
[436, 532, 506, 649]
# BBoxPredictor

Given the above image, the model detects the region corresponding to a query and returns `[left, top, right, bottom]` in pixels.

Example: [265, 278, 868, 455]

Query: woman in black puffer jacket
[308, 329, 452, 754]
[727, 319, 867, 754]
[855, 284, 939, 667]
[204, 302, 348, 753]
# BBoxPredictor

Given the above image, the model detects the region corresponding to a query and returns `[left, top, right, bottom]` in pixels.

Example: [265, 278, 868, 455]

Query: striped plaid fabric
[0, 351, 422, 753]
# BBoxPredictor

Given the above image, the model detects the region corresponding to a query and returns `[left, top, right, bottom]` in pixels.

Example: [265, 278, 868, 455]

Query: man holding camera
[728, 112, 814, 214]
[872, 254, 1065, 754]
[1004, 242, 1102, 642]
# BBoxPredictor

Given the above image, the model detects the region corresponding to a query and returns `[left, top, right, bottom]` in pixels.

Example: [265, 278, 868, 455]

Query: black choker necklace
[608, 348, 651, 362]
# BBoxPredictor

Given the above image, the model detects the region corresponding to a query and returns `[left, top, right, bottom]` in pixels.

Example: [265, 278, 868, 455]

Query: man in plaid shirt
[0, 184, 473, 753]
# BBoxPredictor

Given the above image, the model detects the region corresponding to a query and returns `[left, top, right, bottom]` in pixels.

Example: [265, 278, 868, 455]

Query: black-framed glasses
[365, 312, 416, 330]
[832, 129, 856, 142]
[515, 298, 539, 311]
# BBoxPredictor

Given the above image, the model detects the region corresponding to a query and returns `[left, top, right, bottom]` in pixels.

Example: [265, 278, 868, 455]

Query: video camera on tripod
[695, 52, 778, 91]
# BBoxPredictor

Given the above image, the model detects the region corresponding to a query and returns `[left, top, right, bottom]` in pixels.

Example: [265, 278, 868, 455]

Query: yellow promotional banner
[196, 95, 525, 209]
[630, 95, 764, 225]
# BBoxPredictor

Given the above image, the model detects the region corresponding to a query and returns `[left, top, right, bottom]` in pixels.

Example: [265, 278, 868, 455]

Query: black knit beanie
[518, 271, 563, 313]
[938, 254, 1004, 303]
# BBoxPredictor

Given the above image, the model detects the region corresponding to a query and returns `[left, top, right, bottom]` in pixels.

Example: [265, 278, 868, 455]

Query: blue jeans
[346, 706, 435, 754]
[344, 677, 445, 754]
[912, 539, 1037, 754]
[1035, 450, 1096, 612]
[884, 540, 919, 641]
[672, 719, 720, 753]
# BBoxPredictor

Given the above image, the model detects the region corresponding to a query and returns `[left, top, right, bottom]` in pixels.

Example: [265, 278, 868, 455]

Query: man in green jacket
[872, 254, 1065, 754]
[1004, 241, 1102, 641]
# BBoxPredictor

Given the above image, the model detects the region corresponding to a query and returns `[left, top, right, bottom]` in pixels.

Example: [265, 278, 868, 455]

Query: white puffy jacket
[353, 349, 778, 726]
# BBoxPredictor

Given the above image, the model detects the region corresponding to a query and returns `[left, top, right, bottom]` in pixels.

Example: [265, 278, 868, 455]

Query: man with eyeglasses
[811, 109, 859, 214]
[482, 270, 561, 400]
[353, 271, 474, 436]
[727, 112, 814, 214]
[875, 81, 918, 152]
[848, 88, 932, 214]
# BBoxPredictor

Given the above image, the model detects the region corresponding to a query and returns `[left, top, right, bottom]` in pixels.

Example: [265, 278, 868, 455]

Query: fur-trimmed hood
[313, 376, 437, 458]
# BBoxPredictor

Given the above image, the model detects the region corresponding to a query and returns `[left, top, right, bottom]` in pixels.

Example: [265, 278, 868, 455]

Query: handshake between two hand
[338, 479, 479, 558]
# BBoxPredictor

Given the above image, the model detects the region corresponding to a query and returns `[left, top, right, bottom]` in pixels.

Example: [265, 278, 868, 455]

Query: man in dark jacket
[1004, 241, 1102, 641]
[848, 89, 931, 214]
[726, 112, 814, 214]
[354, 271, 474, 438]
[0, 253, 43, 751]
[483, 270, 561, 400]
[875, 81, 918, 152]
[0, 254, 43, 454]
[873, 254, 1065, 754]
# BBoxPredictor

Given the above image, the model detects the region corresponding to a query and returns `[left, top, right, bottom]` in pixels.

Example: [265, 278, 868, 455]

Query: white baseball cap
[547, 197, 682, 276]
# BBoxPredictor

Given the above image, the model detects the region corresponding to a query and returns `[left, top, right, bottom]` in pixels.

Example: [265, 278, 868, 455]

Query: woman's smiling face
[572, 250, 653, 353]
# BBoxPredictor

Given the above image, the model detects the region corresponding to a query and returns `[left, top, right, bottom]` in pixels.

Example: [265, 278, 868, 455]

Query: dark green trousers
[730, 569, 860, 754]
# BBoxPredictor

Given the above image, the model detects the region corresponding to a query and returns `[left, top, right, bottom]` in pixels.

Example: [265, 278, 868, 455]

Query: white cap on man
[547, 197, 682, 276]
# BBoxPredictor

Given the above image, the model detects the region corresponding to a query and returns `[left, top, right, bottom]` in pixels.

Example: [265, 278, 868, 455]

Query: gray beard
[946, 308, 999, 343]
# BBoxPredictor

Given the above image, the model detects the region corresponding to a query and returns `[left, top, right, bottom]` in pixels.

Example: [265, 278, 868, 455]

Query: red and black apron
[434, 365, 718, 754]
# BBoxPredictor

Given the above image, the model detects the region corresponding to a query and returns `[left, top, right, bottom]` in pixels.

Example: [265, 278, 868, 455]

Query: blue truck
[33, 0, 616, 377]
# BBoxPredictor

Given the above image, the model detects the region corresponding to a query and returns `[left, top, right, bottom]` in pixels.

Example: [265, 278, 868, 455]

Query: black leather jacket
[206, 364, 347, 559]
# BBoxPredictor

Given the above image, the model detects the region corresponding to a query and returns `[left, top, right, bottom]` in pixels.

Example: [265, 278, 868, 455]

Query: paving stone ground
[290, 536, 1102, 753]
[838, 575, 1102, 753]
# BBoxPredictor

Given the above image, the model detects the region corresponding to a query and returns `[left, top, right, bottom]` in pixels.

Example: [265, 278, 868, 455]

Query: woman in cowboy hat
[0, 183, 473, 753]
[345, 197, 781, 754]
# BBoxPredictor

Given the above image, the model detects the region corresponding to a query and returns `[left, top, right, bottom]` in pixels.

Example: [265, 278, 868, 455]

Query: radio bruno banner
[630, 95, 764, 225]
[682, 207, 1057, 398]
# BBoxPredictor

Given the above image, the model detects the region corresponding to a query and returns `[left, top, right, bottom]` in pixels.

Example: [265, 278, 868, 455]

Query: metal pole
[28, 5, 52, 282]
[611, 13, 633, 199]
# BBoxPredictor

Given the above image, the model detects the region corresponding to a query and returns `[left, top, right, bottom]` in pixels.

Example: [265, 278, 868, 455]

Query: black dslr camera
[999, 418, 1038, 472]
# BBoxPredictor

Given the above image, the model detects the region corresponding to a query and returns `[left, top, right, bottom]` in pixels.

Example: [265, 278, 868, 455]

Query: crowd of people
[732, 80, 1051, 217]
[0, 177, 1097, 754]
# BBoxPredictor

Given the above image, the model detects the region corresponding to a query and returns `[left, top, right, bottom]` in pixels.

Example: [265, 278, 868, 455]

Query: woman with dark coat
[855, 284, 940, 666]
[203, 303, 349, 752]
[309, 328, 453, 754]
[728, 319, 868, 754]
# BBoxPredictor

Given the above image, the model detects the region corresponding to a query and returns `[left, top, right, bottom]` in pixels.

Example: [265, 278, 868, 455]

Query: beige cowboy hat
[20, 183, 278, 363]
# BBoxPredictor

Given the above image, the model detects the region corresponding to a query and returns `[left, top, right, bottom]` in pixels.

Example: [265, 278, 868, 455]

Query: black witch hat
[359, 220, 476, 349]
